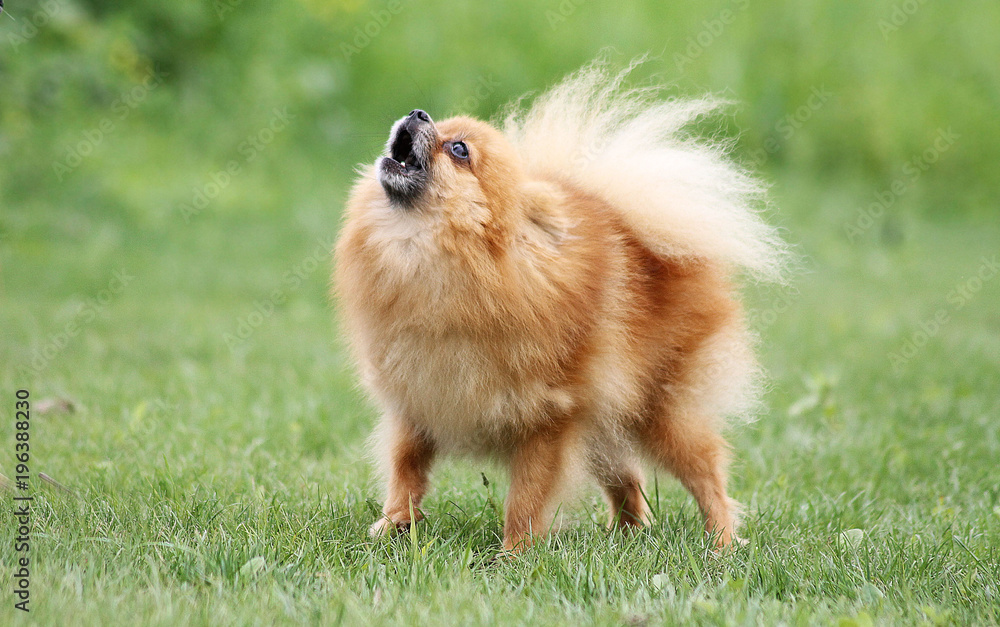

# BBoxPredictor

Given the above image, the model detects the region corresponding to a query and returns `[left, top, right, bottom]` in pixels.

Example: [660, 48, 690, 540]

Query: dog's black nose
[408, 109, 430, 123]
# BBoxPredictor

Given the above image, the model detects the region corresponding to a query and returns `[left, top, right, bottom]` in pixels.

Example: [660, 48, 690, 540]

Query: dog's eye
[449, 141, 469, 160]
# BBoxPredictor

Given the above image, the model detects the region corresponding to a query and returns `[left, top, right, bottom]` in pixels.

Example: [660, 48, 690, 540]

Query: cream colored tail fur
[502, 60, 788, 282]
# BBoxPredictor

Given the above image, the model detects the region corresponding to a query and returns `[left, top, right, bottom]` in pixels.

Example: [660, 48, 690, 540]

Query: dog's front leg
[502, 422, 572, 553]
[370, 418, 436, 537]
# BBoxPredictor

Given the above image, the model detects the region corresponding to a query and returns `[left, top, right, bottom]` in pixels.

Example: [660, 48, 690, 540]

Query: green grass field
[2, 0, 1000, 625]
[3, 177, 998, 625]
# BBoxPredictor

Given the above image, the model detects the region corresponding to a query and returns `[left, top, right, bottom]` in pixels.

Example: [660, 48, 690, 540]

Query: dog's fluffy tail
[502, 60, 789, 282]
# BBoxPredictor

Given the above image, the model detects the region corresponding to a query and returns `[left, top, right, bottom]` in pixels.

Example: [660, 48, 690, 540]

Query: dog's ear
[520, 181, 574, 251]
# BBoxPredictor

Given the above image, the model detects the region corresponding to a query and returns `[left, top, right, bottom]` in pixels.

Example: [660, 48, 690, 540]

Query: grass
[2, 174, 998, 625]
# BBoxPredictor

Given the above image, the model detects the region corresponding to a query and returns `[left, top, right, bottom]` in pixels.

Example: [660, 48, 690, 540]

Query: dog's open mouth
[389, 127, 421, 172]
[378, 113, 434, 205]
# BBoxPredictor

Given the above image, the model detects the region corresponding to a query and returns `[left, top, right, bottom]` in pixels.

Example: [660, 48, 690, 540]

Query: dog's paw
[711, 533, 749, 554]
[608, 509, 650, 533]
[368, 516, 411, 538]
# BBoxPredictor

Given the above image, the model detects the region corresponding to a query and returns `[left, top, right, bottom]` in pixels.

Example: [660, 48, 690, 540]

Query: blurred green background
[2, 1, 999, 624]
[3, 0, 999, 226]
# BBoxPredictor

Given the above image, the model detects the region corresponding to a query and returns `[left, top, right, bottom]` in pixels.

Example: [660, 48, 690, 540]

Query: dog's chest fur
[353, 215, 584, 452]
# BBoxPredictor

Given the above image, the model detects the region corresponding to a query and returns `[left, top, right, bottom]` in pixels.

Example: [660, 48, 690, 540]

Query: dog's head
[373, 110, 536, 225]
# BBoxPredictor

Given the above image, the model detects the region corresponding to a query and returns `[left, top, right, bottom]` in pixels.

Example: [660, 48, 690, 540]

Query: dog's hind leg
[585, 434, 649, 530]
[637, 411, 740, 548]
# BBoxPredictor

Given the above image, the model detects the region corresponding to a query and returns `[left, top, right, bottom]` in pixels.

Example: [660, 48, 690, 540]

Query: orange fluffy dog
[334, 64, 787, 552]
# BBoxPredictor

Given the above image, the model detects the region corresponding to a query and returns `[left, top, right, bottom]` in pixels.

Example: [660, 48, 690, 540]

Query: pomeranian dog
[334, 62, 787, 552]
